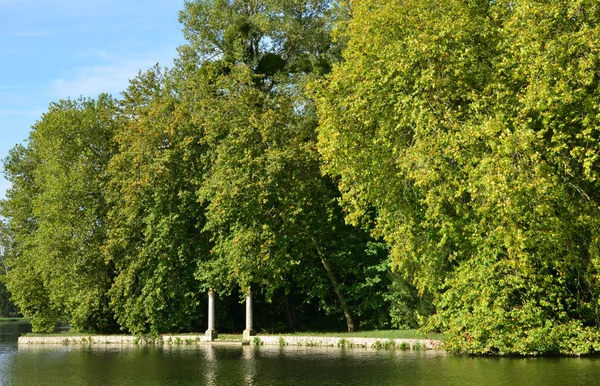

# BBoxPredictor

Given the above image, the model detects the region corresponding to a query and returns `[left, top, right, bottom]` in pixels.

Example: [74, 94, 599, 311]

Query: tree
[179, 0, 381, 331]
[105, 66, 213, 335]
[2, 96, 118, 332]
[317, 0, 600, 354]
[0, 221, 21, 317]
[1, 0, 395, 335]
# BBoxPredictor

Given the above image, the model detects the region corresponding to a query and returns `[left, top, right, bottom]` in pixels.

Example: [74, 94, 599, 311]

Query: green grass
[23, 331, 129, 337]
[217, 334, 243, 341]
[22, 330, 444, 341]
[160, 332, 243, 341]
[273, 330, 444, 341]
[23, 332, 244, 340]
[0, 317, 26, 322]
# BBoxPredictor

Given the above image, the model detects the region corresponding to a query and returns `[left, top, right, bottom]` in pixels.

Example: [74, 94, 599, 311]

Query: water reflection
[203, 344, 216, 386]
[242, 345, 257, 385]
[2, 322, 600, 385]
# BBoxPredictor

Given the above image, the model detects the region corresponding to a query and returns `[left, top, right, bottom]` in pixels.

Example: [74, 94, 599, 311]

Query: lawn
[0, 317, 26, 322]
[273, 329, 444, 341]
[22, 330, 444, 341]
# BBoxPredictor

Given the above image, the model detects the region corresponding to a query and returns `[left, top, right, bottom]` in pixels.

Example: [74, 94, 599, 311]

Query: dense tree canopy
[2, 96, 118, 332]
[2, 0, 599, 355]
[0, 0, 392, 335]
[104, 66, 214, 335]
[0, 222, 20, 318]
[175, 0, 388, 331]
[317, 0, 600, 354]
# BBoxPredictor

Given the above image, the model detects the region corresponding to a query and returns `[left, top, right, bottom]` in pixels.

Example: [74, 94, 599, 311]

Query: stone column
[243, 289, 256, 340]
[205, 288, 218, 341]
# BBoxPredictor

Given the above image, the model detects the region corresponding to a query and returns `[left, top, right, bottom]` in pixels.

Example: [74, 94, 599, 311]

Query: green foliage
[179, 0, 387, 332]
[2, 144, 56, 332]
[1, 96, 118, 332]
[105, 66, 211, 335]
[179, 0, 341, 77]
[196, 65, 330, 293]
[0, 281, 20, 318]
[386, 272, 433, 330]
[1, 0, 394, 338]
[291, 237, 393, 330]
[0, 222, 20, 318]
[317, 0, 600, 354]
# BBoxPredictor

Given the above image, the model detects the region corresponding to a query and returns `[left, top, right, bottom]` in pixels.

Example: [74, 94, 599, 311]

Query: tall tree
[105, 66, 213, 335]
[2, 96, 118, 332]
[0, 216, 21, 317]
[179, 0, 380, 331]
[317, 0, 600, 354]
[1, 0, 394, 335]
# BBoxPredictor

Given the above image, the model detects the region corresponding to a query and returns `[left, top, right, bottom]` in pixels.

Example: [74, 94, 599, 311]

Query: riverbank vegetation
[277, 330, 444, 341]
[0, 317, 25, 323]
[2, 0, 600, 356]
[23, 329, 441, 341]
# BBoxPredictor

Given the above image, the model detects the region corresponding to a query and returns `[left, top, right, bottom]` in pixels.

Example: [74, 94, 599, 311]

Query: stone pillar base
[205, 329, 218, 341]
[243, 329, 256, 341]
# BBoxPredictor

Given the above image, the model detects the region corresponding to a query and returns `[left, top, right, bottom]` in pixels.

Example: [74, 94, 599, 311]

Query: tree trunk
[313, 239, 356, 332]
[284, 295, 298, 332]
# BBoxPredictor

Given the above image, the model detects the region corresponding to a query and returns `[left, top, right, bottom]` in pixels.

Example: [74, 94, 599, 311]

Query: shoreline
[18, 334, 443, 351]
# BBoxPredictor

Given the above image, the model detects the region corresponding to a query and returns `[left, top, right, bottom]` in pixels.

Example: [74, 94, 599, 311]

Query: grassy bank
[275, 330, 444, 341]
[0, 317, 26, 322]
[23, 329, 443, 342]
[23, 332, 127, 337]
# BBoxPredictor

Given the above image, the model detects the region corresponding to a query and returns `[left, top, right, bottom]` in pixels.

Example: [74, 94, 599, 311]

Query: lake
[0, 321, 598, 385]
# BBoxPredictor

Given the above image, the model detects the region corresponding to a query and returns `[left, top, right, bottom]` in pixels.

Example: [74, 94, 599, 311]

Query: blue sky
[0, 0, 187, 199]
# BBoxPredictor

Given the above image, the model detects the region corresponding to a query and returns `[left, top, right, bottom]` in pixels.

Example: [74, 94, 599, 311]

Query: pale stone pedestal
[205, 329, 218, 341]
[243, 328, 256, 340]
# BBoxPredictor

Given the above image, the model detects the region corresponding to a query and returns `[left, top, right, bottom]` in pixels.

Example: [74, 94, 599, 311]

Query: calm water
[0, 322, 599, 385]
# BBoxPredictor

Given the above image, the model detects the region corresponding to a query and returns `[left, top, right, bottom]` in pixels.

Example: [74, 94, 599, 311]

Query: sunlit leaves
[2, 96, 118, 332]
[317, 0, 600, 354]
[105, 66, 211, 335]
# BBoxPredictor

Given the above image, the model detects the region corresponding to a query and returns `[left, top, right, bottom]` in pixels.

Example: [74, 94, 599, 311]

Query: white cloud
[49, 50, 176, 99]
